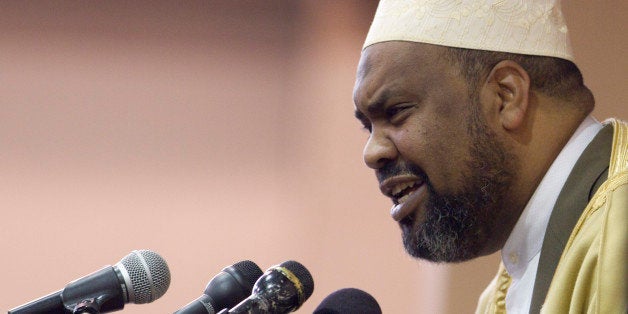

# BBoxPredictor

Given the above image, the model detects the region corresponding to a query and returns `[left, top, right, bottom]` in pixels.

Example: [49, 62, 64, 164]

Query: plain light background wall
[1, 1, 625, 313]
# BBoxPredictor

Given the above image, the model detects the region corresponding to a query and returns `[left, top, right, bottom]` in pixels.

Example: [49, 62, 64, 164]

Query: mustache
[376, 161, 428, 184]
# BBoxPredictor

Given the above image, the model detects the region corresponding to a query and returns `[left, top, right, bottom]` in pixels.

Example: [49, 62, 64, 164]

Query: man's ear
[483, 60, 530, 131]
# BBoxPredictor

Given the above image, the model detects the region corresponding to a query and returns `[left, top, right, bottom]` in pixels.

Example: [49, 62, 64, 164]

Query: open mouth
[391, 181, 421, 204]
[380, 176, 424, 205]
[384, 176, 427, 222]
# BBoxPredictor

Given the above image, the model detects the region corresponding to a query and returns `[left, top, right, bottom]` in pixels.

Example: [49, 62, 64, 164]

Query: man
[352, 1, 626, 313]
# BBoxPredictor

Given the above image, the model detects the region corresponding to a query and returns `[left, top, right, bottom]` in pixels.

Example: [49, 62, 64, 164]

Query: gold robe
[476, 119, 627, 314]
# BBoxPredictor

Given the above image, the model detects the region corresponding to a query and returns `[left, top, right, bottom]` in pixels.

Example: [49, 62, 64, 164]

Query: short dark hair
[442, 47, 594, 115]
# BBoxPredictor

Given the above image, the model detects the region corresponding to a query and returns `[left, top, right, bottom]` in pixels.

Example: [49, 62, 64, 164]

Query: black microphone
[313, 288, 382, 314]
[219, 260, 314, 314]
[9, 249, 171, 314]
[174, 260, 264, 314]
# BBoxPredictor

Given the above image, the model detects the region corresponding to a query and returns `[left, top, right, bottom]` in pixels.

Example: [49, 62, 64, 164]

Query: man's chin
[403, 243, 475, 263]
[401, 224, 478, 263]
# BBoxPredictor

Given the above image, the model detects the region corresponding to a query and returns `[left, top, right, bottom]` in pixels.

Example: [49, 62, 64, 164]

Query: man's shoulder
[539, 117, 627, 313]
[604, 118, 628, 176]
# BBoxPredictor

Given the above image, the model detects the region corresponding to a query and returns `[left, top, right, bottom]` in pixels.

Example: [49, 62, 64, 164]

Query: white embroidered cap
[363, 0, 574, 61]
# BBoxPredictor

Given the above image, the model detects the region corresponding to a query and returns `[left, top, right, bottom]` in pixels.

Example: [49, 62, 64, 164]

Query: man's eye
[386, 104, 411, 119]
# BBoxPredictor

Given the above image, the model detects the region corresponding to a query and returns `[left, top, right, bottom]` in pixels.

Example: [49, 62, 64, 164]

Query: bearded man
[352, 1, 627, 313]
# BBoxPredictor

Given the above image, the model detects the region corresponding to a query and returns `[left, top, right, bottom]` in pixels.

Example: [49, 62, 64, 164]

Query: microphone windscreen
[278, 260, 314, 302]
[116, 249, 171, 303]
[313, 288, 382, 314]
[228, 260, 263, 288]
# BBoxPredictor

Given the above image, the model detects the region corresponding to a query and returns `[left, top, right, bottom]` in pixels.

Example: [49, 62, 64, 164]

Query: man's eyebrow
[356, 89, 390, 118]
[354, 89, 392, 129]
[354, 109, 367, 122]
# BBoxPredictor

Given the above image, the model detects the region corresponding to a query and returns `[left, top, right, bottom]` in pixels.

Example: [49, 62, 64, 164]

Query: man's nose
[363, 129, 397, 169]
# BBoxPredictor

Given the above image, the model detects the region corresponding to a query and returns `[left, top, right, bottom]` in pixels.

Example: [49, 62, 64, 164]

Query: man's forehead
[353, 51, 378, 107]
[355, 45, 382, 83]
[358, 41, 442, 76]
[354, 43, 400, 96]
[354, 42, 440, 101]
[354, 44, 406, 107]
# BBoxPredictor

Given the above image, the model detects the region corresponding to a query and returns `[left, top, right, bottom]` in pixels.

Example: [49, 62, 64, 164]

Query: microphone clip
[72, 298, 100, 314]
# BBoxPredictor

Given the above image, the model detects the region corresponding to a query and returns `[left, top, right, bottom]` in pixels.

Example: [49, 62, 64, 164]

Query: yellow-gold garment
[476, 119, 627, 314]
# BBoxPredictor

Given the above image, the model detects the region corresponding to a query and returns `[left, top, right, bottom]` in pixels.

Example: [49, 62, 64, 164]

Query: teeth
[391, 181, 416, 197]
[397, 193, 411, 204]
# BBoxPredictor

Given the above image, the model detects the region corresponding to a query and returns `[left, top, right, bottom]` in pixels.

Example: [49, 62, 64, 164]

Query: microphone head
[277, 260, 314, 304]
[116, 249, 171, 304]
[251, 260, 314, 313]
[202, 260, 264, 311]
[313, 288, 382, 314]
[221, 260, 264, 290]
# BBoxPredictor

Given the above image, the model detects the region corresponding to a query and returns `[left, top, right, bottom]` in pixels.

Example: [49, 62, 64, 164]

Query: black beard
[398, 107, 516, 263]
